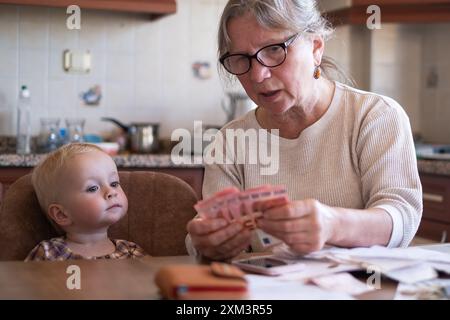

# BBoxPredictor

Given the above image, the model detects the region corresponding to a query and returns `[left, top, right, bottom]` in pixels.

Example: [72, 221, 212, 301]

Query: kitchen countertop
[0, 153, 204, 169]
[417, 158, 450, 176]
[1, 154, 450, 175]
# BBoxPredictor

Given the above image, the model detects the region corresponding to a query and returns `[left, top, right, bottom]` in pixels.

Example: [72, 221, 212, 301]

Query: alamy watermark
[366, 265, 382, 290]
[66, 265, 81, 290]
[66, 5, 81, 30]
[171, 121, 280, 175]
[366, 5, 382, 30]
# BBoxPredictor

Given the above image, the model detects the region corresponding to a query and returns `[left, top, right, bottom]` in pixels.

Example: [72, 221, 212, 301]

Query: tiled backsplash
[0, 0, 231, 139]
[420, 24, 450, 144]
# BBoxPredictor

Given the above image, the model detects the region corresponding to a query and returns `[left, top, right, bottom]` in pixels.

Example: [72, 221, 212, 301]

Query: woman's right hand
[186, 217, 252, 261]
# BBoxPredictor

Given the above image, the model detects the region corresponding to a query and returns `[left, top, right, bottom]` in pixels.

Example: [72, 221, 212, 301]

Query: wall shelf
[0, 0, 177, 19]
[324, 2, 450, 26]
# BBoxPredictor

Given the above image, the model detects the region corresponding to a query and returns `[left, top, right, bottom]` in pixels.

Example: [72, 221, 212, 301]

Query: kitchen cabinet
[323, 0, 450, 25]
[0, 0, 176, 19]
[0, 166, 203, 206]
[417, 173, 450, 242]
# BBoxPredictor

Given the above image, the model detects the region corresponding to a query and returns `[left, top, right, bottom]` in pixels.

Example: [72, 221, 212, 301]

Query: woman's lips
[260, 90, 281, 102]
[261, 90, 279, 97]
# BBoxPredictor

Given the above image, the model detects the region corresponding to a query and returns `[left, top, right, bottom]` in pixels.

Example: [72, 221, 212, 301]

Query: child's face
[57, 150, 128, 231]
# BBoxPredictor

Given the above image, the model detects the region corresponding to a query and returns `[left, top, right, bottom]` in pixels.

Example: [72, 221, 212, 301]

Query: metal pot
[101, 117, 160, 153]
[222, 92, 257, 123]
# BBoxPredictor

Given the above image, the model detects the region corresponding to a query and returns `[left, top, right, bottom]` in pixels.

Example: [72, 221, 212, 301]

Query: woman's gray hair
[218, 0, 354, 85]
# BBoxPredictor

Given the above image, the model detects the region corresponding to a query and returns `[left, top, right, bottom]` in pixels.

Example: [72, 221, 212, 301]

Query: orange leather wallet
[154, 262, 248, 300]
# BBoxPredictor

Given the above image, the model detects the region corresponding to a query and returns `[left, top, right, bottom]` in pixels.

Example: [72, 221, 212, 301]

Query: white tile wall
[326, 18, 450, 143]
[370, 24, 423, 133]
[0, 0, 228, 138]
[326, 23, 430, 136]
[420, 24, 450, 144]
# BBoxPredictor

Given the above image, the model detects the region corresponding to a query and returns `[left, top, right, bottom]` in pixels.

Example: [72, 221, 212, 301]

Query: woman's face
[226, 12, 324, 116]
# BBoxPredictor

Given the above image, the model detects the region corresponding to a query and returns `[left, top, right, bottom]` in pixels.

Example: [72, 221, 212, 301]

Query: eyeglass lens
[223, 44, 286, 75]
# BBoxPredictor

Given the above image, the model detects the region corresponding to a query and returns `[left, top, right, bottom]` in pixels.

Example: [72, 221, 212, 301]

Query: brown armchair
[0, 171, 198, 261]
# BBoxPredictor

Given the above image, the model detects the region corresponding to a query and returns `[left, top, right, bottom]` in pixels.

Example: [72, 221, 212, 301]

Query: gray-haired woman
[186, 0, 422, 261]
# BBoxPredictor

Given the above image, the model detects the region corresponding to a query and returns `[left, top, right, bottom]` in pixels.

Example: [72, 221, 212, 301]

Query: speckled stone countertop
[1, 154, 449, 174]
[0, 153, 204, 168]
[417, 159, 450, 176]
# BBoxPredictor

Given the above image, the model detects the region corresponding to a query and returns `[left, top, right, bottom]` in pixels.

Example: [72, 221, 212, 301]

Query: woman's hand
[255, 199, 337, 254]
[186, 217, 252, 261]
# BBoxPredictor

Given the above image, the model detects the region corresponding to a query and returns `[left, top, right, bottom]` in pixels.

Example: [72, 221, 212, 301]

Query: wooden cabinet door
[418, 219, 450, 242]
[417, 173, 450, 241]
[420, 174, 450, 224]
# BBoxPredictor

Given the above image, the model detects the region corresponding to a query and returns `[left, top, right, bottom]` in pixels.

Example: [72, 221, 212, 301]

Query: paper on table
[276, 259, 361, 282]
[309, 272, 375, 296]
[307, 245, 450, 285]
[394, 279, 450, 300]
[267, 243, 362, 281]
[308, 246, 450, 265]
[384, 262, 438, 284]
[430, 262, 450, 275]
[245, 274, 353, 300]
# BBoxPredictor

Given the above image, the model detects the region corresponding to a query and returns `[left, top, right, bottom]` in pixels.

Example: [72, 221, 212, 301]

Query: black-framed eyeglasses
[219, 33, 299, 76]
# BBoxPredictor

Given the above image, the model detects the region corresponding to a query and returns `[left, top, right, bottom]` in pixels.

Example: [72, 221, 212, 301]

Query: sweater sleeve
[355, 98, 423, 247]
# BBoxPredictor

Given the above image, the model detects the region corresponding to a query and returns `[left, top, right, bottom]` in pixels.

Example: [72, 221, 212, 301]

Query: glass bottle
[16, 85, 31, 154]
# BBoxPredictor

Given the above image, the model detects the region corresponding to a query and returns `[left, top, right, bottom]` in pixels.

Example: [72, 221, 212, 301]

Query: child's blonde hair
[32, 143, 105, 226]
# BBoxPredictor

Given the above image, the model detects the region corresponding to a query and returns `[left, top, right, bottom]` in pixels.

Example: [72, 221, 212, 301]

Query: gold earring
[313, 65, 321, 79]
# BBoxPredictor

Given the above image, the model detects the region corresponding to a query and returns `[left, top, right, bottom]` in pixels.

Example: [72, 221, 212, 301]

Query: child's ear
[48, 204, 72, 227]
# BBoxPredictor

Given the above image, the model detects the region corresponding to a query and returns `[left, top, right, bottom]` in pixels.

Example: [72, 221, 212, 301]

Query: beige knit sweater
[187, 81, 422, 254]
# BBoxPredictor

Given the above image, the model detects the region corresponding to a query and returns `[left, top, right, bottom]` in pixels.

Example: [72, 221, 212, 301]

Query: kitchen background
[0, 0, 232, 141]
[0, 0, 449, 143]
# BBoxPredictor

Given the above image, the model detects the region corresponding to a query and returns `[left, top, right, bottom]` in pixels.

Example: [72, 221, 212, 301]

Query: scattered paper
[430, 262, 450, 275]
[309, 272, 375, 296]
[245, 244, 450, 298]
[277, 259, 361, 282]
[311, 246, 450, 265]
[395, 279, 450, 300]
[384, 263, 438, 284]
[245, 274, 353, 300]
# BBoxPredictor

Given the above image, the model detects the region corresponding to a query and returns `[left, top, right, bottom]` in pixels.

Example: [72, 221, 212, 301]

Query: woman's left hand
[255, 199, 337, 254]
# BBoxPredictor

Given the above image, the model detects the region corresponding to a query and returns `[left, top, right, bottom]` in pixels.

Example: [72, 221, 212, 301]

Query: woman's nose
[249, 61, 271, 83]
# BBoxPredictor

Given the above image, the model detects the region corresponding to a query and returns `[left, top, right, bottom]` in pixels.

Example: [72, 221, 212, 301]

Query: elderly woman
[186, 0, 422, 260]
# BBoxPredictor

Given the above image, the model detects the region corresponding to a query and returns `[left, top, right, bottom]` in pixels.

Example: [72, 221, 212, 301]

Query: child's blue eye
[86, 186, 98, 192]
[111, 181, 120, 188]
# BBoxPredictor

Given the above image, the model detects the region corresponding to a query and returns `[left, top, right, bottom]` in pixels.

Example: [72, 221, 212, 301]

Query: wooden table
[0, 256, 196, 300]
[1, 244, 448, 300]
[0, 255, 396, 300]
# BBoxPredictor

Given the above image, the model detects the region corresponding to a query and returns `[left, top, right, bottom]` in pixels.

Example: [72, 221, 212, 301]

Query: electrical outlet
[63, 50, 91, 74]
